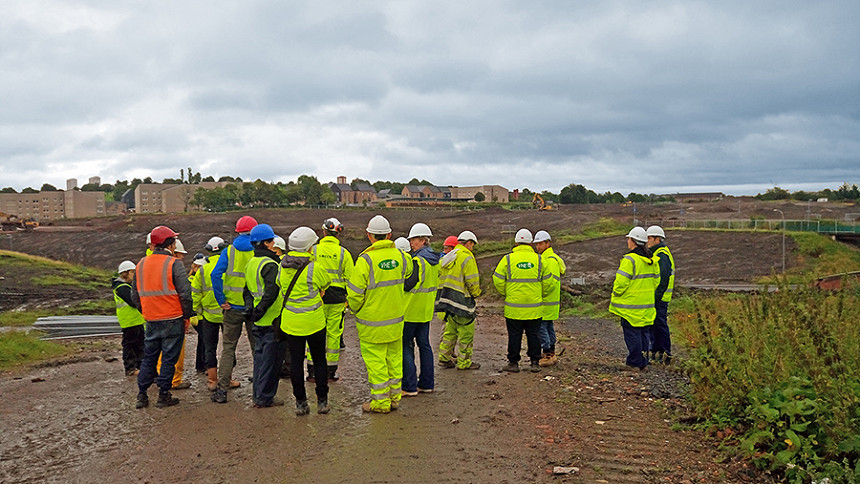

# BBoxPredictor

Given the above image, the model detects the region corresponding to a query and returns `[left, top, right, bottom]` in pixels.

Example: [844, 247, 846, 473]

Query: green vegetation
[0, 331, 71, 370]
[789, 232, 860, 278]
[678, 283, 860, 482]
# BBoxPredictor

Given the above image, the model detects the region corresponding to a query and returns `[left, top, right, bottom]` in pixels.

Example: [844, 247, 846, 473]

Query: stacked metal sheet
[33, 315, 121, 340]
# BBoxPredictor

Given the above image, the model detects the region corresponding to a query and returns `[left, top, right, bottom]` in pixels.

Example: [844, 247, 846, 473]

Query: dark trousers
[197, 318, 221, 369]
[649, 300, 671, 355]
[403, 322, 434, 392]
[251, 325, 287, 406]
[285, 329, 328, 402]
[121, 325, 145, 374]
[192, 324, 206, 372]
[621, 318, 649, 368]
[506, 318, 542, 363]
[138, 318, 185, 394]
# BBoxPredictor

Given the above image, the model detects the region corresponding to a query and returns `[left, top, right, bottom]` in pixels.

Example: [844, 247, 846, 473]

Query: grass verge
[0, 331, 72, 370]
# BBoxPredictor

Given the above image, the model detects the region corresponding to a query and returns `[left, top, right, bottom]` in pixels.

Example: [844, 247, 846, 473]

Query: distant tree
[22, 187, 38, 193]
[754, 186, 790, 201]
[112, 180, 130, 201]
[351, 178, 372, 186]
[407, 178, 432, 186]
[474, 192, 485, 202]
[80, 183, 101, 191]
[40, 183, 58, 191]
[1, 187, 17, 193]
[143, 177, 153, 184]
[627, 192, 647, 203]
[373, 180, 405, 193]
[559, 183, 592, 204]
[540, 190, 558, 203]
[192, 186, 238, 211]
[836, 182, 860, 201]
[162, 178, 182, 184]
[202, 176, 215, 182]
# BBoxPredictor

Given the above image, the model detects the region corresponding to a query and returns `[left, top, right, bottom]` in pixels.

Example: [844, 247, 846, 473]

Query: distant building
[88, 176, 101, 186]
[66, 179, 78, 191]
[401, 185, 452, 200]
[449, 185, 509, 203]
[134, 182, 229, 213]
[0, 189, 105, 221]
[328, 179, 377, 205]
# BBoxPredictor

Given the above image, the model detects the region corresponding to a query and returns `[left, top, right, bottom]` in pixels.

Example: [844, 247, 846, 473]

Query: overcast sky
[1, 1, 858, 196]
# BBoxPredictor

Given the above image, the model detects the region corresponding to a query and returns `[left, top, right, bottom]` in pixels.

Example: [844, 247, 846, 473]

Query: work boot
[458, 362, 481, 370]
[502, 362, 520, 373]
[317, 398, 330, 414]
[438, 359, 456, 369]
[229, 379, 241, 389]
[538, 352, 557, 367]
[402, 390, 419, 397]
[295, 400, 310, 416]
[254, 398, 285, 408]
[390, 400, 400, 410]
[211, 387, 228, 404]
[135, 393, 149, 409]
[530, 360, 541, 373]
[155, 392, 179, 408]
[206, 368, 218, 391]
[327, 366, 339, 382]
[172, 381, 191, 390]
[361, 402, 390, 414]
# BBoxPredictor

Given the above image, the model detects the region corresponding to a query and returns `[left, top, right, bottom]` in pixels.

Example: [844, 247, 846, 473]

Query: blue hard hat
[249, 223, 276, 243]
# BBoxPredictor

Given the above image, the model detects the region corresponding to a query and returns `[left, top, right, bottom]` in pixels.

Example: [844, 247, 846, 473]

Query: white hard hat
[118, 260, 136, 273]
[408, 222, 432, 239]
[366, 215, 392, 234]
[515, 228, 533, 244]
[272, 236, 286, 251]
[205, 236, 225, 252]
[457, 230, 478, 244]
[533, 230, 551, 243]
[394, 237, 410, 251]
[193, 258, 206, 267]
[626, 227, 648, 244]
[174, 239, 187, 254]
[146, 233, 151, 245]
[288, 226, 319, 251]
[646, 225, 665, 239]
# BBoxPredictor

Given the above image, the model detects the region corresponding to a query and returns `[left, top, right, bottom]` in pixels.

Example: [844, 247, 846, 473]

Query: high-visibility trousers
[157, 339, 186, 386]
[359, 338, 402, 411]
[438, 313, 475, 369]
[324, 303, 345, 366]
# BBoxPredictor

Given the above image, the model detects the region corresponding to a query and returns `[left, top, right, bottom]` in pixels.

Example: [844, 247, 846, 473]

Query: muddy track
[0, 306, 763, 483]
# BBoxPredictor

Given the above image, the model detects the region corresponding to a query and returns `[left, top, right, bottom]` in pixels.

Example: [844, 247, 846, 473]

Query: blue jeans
[538, 320, 556, 353]
[138, 318, 185, 394]
[649, 300, 671, 355]
[621, 318, 649, 369]
[251, 324, 286, 405]
[403, 322, 434, 392]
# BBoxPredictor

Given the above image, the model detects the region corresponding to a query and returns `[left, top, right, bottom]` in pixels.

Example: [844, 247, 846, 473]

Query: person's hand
[220, 302, 231, 310]
[184, 319, 191, 332]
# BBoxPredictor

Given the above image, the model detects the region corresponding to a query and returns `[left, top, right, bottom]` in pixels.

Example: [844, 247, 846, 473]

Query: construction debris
[33, 315, 121, 340]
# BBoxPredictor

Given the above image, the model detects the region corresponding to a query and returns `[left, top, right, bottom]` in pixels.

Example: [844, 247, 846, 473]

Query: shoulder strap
[280, 260, 311, 312]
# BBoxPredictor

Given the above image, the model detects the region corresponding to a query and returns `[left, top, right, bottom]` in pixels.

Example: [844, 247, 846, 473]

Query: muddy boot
[211, 387, 228, 404]
[155, 391, 179, 408]
[207, 368, 218, 391]
[135, 393, 149, 409]
[538, 352, 556, 367]
[317, 397, 330, 414]
[438, 359, 456, 369]
[295, 400, 310, 416]
[327, 366, 339, 382]
[172, 381, 191, 390]
[530, 360, 541, 373]
[458, 362, 481, 370]
[502, 361, 520, 373]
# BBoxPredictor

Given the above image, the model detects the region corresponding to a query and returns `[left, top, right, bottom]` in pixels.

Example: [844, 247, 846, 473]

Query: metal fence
[649, 219, 860, 234]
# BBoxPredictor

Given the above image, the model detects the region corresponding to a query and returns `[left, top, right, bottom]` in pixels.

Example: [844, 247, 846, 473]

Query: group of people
[112, 212, 674, 414]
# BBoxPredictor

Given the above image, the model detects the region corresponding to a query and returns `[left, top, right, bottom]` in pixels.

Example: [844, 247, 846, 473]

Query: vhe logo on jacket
[516, 262, 534, 270]
[378, 259, 400, 270]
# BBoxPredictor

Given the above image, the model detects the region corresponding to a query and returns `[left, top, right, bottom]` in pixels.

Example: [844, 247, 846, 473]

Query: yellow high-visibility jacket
[244, 256, 283, 327]
[312, 236, 354, 296]
[435, 244, 481, 318]
[404, 253, 439, 323]
[347, 239, 413, 343]
[541, 247, 565, 321]
[222, 245, 255, 306]
[279, 251, 331, 336]
[191, 254, 223, 323]
[113, 280, 145, 329]
[609, 251, 660, 326]
[493, 245, 554, 320]
[652, 244, 675, 303]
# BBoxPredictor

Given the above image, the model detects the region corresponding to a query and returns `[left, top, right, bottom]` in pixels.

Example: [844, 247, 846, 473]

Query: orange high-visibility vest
[136, 254, 182, 321]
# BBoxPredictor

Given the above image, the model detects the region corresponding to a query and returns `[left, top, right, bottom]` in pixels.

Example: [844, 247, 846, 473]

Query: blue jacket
[211, 234, 253, 310]
[404, 245, 441, 291]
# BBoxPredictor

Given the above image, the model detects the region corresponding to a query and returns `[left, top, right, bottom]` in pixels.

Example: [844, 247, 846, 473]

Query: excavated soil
[0, 307, 766, 483]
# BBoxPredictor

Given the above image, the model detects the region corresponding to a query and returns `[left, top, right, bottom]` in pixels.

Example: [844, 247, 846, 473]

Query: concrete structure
[66, 179, 78, 191]
[134, 182, 228, 213]
[449, 185, 509, 203]
[0, 189, 106, 220]
[88, 176, 101, 186]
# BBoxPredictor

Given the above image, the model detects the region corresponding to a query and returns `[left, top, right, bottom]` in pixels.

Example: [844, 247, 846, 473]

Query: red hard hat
[235, 216, 258, 233]
[150, 226, 179, 245]
[444, 236, 459, 247]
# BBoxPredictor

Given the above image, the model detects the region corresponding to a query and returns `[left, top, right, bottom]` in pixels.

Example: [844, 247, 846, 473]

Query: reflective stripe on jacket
[493, 245, 553, 320]
[404, 254, 439, 323]
[435, 244, 480, 318]
[191, 254, 223, 323]
[541, 247, 564, 321]
[653, 245, 675, 302]
[245, 256, 284, 327]
[113, 281, 145, 328]
[222, 244, 255, 306]
[347, 239, 413, 343]
[609, 251, 659, 326]
[279, 251, 331, 336]
[135, 253, 182, 321]
[311, 236, 354, 289]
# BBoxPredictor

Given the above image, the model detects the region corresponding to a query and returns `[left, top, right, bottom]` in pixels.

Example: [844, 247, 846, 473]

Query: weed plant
[678, 280, 860, 482]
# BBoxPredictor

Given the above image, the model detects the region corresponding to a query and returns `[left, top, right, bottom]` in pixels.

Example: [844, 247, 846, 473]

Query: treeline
[191, 176, 335, 211]
[552, 184, 675, 205]
[755, 183, 860, 202]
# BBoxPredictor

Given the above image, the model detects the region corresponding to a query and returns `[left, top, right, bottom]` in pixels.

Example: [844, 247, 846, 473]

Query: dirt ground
[0, 304, 765, 483]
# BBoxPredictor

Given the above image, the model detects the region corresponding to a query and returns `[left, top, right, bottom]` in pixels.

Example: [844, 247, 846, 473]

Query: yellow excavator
[0, 212, 39, 231]
[532, 193, 554, 210]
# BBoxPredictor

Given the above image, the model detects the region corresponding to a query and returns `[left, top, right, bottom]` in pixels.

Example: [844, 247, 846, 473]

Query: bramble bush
[678, 281, 860, 482]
